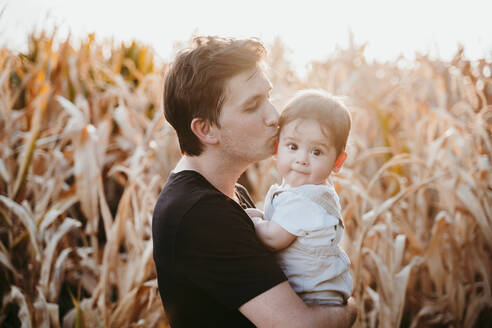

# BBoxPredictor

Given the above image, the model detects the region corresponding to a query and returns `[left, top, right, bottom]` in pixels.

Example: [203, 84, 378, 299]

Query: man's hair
[163, 36, 266, 156]
[279, 89, 351, 157]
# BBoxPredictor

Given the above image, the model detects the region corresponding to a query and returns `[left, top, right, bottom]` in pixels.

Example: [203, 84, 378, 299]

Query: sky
[1, 0, 491, 76]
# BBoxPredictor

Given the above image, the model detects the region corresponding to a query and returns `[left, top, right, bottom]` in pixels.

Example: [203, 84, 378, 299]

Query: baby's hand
[244, 208, 264, 219]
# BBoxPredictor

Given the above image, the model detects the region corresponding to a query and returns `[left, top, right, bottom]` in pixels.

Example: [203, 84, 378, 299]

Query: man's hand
[240, 281, 358, 327]
[244, 208, 264, 219]
[345, 297, 358, 327]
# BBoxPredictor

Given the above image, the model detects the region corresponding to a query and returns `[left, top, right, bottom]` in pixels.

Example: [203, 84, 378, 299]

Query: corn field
[0, 32, 491, 327]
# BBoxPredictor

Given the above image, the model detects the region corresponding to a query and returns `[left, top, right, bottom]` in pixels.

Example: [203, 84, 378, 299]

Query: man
[152, 36, 357, 327]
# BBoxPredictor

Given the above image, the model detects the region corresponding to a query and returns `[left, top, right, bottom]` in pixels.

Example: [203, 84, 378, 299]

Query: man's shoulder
[154, 170, 222, 219]
[153, 170, 253, 229]
[152, 170, 235, 256]
[161, 170, 218, 196]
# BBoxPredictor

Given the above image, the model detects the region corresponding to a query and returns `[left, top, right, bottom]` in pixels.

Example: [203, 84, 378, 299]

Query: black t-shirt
[152, 170, 287, 327]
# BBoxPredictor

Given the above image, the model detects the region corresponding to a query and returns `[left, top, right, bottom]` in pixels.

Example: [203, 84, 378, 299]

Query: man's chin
[256, 146, 277, 161]
[243, 142, 277, 163]
[255, 152, 274, 162]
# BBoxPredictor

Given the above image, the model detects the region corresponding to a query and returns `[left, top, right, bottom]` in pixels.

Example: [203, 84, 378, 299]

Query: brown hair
[279, 89, 351, 156]
[163, 36, 266, 156]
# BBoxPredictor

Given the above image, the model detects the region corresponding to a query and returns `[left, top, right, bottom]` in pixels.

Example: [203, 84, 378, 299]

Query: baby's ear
[332, 152, 347, 173]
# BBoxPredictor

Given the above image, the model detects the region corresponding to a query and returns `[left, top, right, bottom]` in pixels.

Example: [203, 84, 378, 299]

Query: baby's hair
[279, 89, 351, 157]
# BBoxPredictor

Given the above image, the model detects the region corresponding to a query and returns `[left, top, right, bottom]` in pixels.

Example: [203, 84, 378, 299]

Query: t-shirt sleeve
[270, 192, 340, 236]
[175, 195, 287, 309]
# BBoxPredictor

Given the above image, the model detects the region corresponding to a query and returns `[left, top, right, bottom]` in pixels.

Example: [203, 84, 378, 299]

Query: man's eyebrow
[241, 86, 271, 107]
[242, 94, 262, 107]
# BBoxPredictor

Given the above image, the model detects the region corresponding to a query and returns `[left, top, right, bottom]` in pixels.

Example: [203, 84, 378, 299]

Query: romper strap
[273, 188, 344, 228]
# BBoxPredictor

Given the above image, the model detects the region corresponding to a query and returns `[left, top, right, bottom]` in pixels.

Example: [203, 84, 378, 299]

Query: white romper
[263, 182, 353, 305]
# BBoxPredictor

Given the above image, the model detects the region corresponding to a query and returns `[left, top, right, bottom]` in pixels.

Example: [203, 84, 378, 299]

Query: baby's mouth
[291, 168, 309, 175]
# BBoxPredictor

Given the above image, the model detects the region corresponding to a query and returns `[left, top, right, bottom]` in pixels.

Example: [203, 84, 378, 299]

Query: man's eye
[287, 144, 297, 150]
[312, 149, 322, 156]
[246, 97, 265, 112]
[246, 103, 259, 111]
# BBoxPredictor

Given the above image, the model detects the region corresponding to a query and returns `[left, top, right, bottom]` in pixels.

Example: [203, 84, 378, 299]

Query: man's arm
[239, 281, 357, 328]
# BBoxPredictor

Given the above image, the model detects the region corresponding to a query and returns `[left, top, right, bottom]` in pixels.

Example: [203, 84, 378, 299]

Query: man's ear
[332, 152, 347, 173]
[190, 118, 218, 145]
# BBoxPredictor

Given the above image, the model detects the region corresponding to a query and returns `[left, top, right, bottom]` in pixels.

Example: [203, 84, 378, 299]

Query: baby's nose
[296, 158, 308, 166]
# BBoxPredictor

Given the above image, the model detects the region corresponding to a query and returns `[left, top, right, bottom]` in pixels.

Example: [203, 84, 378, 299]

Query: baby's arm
[244, 208, 296, 250]
[253, 220, 296, 251]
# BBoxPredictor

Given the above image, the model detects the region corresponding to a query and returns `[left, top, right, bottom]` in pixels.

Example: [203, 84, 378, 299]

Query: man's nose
[264, 101, 279, 127]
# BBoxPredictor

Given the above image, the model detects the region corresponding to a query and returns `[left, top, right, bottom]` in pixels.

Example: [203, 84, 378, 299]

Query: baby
[248, 89, 353, 305]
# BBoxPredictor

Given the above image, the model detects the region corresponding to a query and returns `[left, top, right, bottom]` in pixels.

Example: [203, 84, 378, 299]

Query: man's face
[215, 67, 279, 164]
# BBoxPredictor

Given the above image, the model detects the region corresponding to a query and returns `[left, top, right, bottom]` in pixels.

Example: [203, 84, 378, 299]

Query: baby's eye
[287, 143, 298, 150]
[312, 149, 322, 156]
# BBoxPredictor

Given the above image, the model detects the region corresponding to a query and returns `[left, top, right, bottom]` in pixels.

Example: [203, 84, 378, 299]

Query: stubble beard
[221, 134, 274, 166]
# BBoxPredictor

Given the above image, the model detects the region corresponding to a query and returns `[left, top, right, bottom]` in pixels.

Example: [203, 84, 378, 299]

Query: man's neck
[173, 153, 249, 199]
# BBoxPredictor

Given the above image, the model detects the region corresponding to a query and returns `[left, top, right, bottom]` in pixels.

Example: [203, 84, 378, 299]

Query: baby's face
[276, 119, 337, 187]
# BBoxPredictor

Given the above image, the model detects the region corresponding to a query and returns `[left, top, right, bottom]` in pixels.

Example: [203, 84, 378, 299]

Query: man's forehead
[224, 67, 271, 103]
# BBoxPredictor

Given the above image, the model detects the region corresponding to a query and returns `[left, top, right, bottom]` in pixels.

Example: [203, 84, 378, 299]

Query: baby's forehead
[280, 119, 334, 144]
